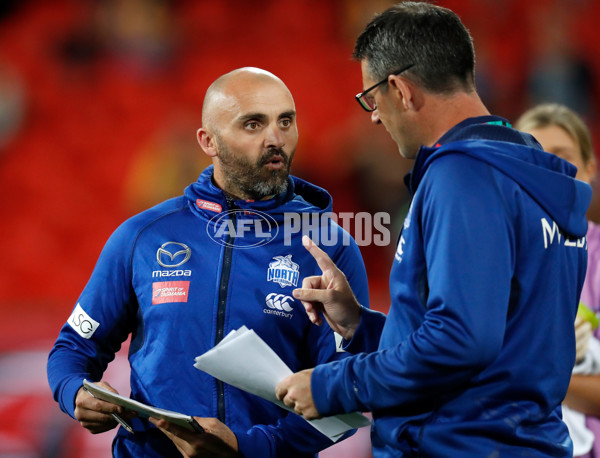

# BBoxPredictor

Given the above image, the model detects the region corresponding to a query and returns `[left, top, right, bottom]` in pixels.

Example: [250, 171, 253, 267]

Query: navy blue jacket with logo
[47, 166, 374, 457]
[311, 116, 592, 456]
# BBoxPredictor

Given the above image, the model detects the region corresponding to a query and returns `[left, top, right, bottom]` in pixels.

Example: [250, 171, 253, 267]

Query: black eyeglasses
[355, 64, 415, 112]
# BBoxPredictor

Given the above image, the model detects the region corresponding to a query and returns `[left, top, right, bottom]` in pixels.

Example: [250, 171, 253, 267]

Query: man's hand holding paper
[150, 416, 238, 458]
[276, 368, 320, 420]
[75, 381, 135, 434]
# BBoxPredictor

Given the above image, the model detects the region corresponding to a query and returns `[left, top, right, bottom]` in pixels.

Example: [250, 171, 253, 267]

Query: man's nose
[264, 124, 285, 148]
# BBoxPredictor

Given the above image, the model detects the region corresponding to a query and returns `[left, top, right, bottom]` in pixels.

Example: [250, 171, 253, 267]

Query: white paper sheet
[194, 326, 371, 442]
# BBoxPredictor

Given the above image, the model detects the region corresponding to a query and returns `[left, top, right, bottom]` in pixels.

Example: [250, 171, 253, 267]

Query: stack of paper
[194, 326, 370, 442]
[82, 379, 202, 432]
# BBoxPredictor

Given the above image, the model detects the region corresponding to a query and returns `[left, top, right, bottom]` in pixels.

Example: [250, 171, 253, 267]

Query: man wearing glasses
[277, 2, 591, 456]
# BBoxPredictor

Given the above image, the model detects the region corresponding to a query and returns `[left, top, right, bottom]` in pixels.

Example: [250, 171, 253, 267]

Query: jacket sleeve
[343, 306, 386, 354]
[312, 155, 514, 415]
[47, 220, 138, 418]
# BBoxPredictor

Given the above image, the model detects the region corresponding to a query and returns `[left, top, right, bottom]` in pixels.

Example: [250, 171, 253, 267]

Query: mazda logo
[157, 242, 191, 268]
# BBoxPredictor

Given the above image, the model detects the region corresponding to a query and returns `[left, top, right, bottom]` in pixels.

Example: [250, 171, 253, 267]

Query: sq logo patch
[68, 303, 100, 339]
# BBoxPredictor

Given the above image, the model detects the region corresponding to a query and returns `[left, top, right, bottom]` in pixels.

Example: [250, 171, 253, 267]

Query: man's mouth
[264, 155, 285, 170]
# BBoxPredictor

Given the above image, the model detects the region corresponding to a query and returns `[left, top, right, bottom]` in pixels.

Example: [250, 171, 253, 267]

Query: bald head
[202, 67, 293, 131]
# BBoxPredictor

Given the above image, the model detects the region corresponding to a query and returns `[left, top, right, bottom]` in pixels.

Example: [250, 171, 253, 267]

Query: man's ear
[388, 75, 414, 111]
[197, 128, 217, 158]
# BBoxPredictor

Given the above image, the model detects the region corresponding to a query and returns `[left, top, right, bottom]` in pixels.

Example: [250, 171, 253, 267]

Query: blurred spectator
[57, 0, 178, 81]
[96, 0, 177, 78]
[526, 5, 595, 118]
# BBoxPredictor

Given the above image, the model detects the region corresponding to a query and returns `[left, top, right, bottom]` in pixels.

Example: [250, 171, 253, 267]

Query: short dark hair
[353, 2, 476, 94]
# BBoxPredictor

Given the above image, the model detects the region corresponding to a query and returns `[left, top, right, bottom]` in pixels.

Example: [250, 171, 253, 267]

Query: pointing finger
[302, 236, 338, 275]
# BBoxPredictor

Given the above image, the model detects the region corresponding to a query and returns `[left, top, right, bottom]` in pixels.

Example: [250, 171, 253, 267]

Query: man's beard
[215, 136, 294, 200]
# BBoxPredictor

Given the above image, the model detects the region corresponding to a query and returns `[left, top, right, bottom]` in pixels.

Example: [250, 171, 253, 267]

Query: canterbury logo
[265, 293, 294, 312]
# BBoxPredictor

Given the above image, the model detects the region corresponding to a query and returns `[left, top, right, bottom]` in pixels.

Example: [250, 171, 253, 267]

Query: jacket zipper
[215, 198, 236, 423]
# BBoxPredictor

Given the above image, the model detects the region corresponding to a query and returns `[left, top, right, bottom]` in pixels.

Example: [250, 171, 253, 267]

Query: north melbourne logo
[267, 255, 299, 288]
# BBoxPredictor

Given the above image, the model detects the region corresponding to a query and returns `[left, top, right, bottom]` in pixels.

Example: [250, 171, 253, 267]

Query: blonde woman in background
[516, 103, 600, 458]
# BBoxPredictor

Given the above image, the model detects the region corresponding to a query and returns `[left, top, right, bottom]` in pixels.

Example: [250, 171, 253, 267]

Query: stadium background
[0, 0, 598, 456]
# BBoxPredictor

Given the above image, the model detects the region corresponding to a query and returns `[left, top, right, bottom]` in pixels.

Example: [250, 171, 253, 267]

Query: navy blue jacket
[312, 116, 591, 456]
[47, 166, 370, 457]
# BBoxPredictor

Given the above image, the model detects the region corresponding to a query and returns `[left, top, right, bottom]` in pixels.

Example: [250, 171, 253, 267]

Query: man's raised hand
[293, 236, 362, 340]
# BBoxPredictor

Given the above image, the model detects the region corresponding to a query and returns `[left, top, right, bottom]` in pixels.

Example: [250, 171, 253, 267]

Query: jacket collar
[404, 116, 512, 194]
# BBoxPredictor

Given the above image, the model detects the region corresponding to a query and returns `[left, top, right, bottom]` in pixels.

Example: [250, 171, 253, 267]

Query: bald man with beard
[199, 67, 297, 201]
[47, 68, 376, 457]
